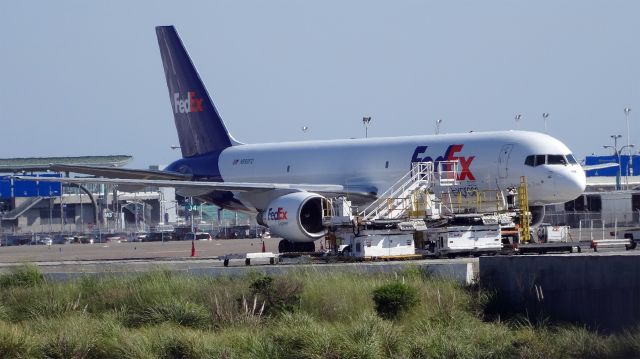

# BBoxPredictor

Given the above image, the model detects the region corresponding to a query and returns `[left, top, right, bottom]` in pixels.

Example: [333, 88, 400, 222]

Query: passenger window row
[524, 154, 578, 167]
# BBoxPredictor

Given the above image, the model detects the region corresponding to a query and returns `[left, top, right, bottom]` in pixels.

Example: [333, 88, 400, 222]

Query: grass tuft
[0, 264, 45, 288]
[124, 300, 211, 329]
[0, 321, 38, 358]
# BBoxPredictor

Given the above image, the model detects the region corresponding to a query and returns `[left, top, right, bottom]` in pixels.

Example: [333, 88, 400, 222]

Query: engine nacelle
[257, 192, 326, 242]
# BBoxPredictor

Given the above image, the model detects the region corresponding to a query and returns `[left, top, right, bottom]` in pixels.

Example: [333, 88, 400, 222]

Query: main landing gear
[278, 239, 315, 253]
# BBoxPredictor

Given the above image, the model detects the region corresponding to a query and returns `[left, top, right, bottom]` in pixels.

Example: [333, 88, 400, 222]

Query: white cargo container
[346, 232, 415, 258]
[426, 225, 502, 257]
[536, 224, 570, 243]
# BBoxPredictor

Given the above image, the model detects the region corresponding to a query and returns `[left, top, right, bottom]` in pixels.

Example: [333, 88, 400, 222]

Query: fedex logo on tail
[411, 144, 476, 180]
[173, 92, 204, 114]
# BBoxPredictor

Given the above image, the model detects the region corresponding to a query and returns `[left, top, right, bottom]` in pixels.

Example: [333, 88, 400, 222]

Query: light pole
[542, 113, 550, 133]
[620, 144, 636, 190]
[79, 186, 83, 233]
[625, 107, 632, 188]
[435, 119, 443, 135]
[49, 190, 53, 234]
[514, 114, 522, 129]
[604, 134, 623, 190]
[189, 197, 194, 233]
[362, 117, 371, 138]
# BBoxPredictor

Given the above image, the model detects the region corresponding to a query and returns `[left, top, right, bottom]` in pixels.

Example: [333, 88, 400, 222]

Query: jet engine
[257, 192, 326, 243]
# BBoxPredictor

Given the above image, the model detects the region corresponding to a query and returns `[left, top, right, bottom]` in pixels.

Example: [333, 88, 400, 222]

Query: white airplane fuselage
[215, 130, 586, 211]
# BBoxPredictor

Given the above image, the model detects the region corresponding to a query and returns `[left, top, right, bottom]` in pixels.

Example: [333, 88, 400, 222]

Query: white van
[185, 232, 212, 241]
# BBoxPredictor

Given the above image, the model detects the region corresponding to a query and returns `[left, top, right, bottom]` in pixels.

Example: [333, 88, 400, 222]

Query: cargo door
[498, 144, 514, 179]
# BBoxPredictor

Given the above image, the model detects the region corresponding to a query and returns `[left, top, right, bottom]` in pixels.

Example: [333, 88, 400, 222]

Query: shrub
[372, 282, 419, 320]
[249, 275, 303, 315]
[0, 264, 45, 288]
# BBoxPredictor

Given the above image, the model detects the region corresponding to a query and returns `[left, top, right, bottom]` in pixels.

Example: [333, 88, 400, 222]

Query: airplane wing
[582, 163, 619, 171]
[14, 176, 377, 200]
[49, 164, 191, 180]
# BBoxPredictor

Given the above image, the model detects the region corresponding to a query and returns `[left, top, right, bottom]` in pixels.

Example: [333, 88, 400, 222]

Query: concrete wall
[480, 254, 640, 332]
[42, 260, 477, 286]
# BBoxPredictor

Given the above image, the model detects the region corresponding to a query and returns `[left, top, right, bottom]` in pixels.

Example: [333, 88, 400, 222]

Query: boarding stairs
[358, 161, 459, 222]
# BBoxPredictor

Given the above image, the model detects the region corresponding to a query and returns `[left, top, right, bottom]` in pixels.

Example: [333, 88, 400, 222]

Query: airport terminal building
[0, 156, 253, 241]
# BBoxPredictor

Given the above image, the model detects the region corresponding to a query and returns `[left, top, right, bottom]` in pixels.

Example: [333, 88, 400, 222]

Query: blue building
[585, 154, 639, 178]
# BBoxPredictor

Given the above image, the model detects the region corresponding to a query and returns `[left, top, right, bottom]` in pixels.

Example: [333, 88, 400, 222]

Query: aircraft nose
[558, 168, 586, 200]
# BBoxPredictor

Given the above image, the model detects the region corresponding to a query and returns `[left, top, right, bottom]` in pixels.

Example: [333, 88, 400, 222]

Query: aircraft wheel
[302, 242, 315, 252]
[278, 239, 291, 253]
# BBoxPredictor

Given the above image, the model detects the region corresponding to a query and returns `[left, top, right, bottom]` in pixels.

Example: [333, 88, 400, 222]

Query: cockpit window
[527, 154, 576, 167]
[566, 154, 578, 165]
[525, 155, 534, 167]
[547, 155, 567, 165]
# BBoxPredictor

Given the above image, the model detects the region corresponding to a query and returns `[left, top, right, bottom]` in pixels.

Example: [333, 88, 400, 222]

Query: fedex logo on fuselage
[267, 207, 288, 221]
[411, 144, 476, 180]
[173, 92, 204, 114]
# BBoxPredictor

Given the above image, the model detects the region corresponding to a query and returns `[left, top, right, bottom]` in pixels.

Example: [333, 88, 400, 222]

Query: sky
[1, 1, 639, 169]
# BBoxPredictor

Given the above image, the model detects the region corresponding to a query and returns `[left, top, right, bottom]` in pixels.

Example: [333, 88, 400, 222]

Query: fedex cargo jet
[35, 26, 586, 252]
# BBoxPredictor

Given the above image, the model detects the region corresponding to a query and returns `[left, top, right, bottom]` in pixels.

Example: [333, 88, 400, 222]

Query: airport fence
[544, 211, 639, 241]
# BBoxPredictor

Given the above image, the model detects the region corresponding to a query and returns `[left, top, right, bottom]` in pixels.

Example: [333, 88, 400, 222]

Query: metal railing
[359, 162, 435, 221]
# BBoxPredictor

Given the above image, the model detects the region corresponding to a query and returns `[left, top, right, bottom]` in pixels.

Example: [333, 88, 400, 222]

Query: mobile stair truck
[322, 162, 444, 260]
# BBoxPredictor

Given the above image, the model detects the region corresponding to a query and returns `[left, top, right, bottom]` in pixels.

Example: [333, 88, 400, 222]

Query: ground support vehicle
[423, 224, 503, 258]
[221, 252, 279, 266]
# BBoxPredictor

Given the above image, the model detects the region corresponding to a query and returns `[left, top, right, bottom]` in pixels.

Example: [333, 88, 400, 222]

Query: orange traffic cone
[191, 240, 197, 257]
[261, 240, 266, 253]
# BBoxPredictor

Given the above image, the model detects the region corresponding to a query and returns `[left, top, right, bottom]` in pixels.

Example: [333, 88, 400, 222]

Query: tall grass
[0, 264, 638, 358]
[0, 264, 44, 288]
[0, 321, 37, 358]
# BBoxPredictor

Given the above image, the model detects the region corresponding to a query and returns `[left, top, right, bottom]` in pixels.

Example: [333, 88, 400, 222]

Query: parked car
[146, 232, 179, 241]
[71, 235, 94, 244]
[133, 232, 149, 242]
[52, 234, 75, 245]
[184, 232, 212, 241]
[30, 236, 52, 246]
[102, 233, 128, 243]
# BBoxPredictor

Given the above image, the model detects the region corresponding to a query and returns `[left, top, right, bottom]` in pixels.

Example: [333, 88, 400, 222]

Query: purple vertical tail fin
[156, 26, 237, 158]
